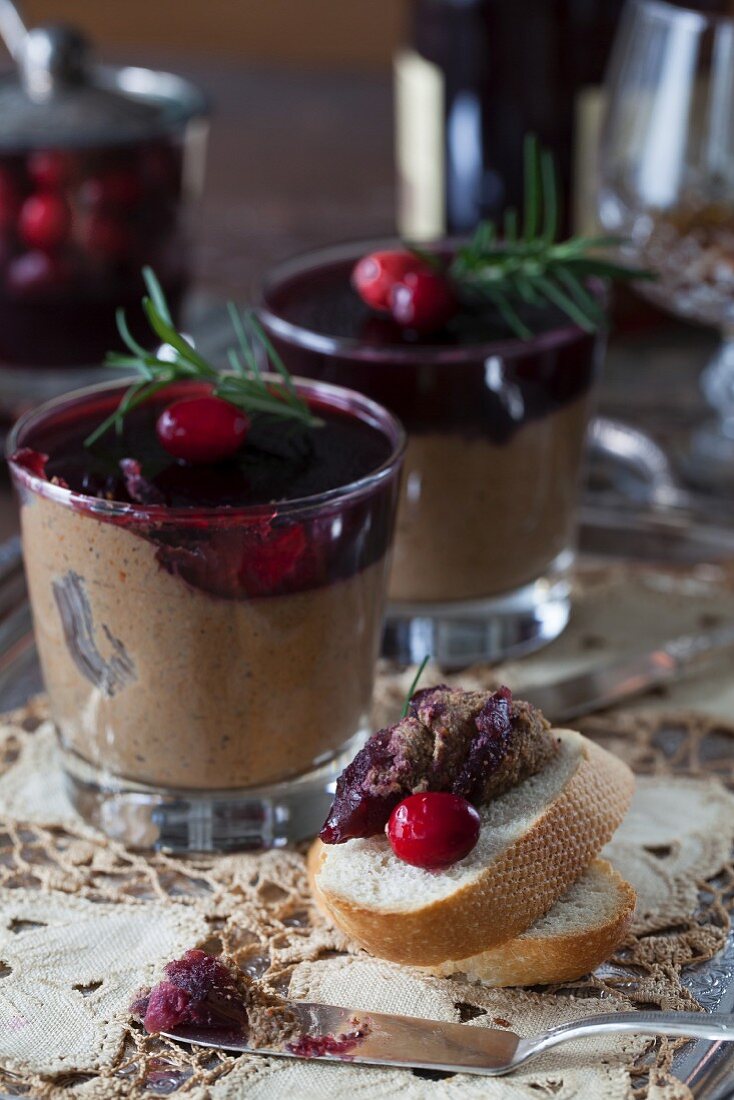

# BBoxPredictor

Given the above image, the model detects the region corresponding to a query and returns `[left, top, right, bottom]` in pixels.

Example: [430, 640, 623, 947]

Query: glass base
[682, 419, 734, 492]
[61, 737, 362, 853]
[382, 551, 573, 669]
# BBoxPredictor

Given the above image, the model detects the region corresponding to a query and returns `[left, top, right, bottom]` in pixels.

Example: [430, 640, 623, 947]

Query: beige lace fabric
[1, 566, 734, 1099]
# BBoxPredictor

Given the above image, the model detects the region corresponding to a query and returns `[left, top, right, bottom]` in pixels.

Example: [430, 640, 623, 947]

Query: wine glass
[598, 0, 734, 488]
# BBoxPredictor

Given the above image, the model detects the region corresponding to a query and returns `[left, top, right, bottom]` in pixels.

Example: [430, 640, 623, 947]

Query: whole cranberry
[352, 250, 428, 313]
[390, 269, 456, 334]
[81, 169, 143, 211]
[28, 150, 72, 190]
[156, 396, 250, 464]
[0, 169, 21, 234]
[6, 250, 71, 296]
[19, 192, 72, 250]
[387, 792, 480, 870]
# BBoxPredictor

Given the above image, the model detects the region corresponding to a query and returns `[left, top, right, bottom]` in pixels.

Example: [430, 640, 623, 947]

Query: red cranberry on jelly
[352, 250, 428, 313]
[387, 791, 480, 870]
[19, 192, 72, 251]
[390, 269, 456, 334]
[156, 396, 250, 464]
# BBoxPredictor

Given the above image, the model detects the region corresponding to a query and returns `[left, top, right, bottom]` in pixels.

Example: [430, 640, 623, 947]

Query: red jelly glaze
[238, 521, 308, 592]
[351, 249, 426, 313]
[387, 791, 480, 870]
[287, 1026, 369, 1059]
[390, 269, 457, 333]
[142, 981, 191, 1033]
[156, 396, 250, 464]
[11, 447, 48, 478]
[19, 192, 72, 250]
[10, 384, 398, 602]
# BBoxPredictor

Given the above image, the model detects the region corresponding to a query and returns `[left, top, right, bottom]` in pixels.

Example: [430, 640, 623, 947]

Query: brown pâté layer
[320, 685, 557, 844]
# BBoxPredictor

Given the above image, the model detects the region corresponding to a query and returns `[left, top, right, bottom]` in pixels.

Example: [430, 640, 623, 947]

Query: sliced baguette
[423, 858, 636, 985]
[310, 850, 635, 986]
[312, 730, 634, 967]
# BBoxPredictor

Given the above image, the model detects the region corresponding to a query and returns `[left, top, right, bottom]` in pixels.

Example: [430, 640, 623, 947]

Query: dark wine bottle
[395, 0, 626, 240]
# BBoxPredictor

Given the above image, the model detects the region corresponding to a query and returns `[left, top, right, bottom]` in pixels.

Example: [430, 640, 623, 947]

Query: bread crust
[424, 859, 636, 985]
[312, 731, 634, 967]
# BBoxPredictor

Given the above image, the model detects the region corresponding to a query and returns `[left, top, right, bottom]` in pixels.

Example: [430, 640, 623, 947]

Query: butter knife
[162, 1004, 734, 1076]
[519, 620, 734, 724]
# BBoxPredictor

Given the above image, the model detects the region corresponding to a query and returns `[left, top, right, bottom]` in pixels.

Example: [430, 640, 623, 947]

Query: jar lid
[0, 19, 207, 150]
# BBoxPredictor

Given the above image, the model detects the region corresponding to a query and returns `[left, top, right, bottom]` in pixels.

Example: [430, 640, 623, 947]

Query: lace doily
[1, 691, 733, 1100]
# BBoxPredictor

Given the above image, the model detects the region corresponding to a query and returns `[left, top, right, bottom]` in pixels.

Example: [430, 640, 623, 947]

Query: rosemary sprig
[447, 136, 653, 340]
[84, 268, 321, 448]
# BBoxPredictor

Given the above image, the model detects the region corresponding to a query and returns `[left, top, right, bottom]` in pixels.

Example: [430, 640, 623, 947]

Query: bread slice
[309, 847, 635, 986]
[312, 730, 634, 967]
[424, 859, 636, 985]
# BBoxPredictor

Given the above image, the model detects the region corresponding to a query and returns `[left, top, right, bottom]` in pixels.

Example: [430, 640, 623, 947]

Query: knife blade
[520, 619, 734, 725]
[162, 1000, 520, 1076]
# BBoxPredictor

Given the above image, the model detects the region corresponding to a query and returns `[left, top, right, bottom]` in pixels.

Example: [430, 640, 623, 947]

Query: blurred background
[22, 1, 404, 68]
[8, 2, 408, 304]
[2, 0, 734, 517]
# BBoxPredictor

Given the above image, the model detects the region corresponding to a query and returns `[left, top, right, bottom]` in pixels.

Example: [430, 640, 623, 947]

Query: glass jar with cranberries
[0, 19, 207, 369]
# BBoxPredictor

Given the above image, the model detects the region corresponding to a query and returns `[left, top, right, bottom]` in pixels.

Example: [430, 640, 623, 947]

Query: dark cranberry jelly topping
[263, 254, 601, 440]
[29, 390, 391, 508]
[320, 686, 556, 844]
[132, 949, 248, 1035]
[445, 686, 513, 805]
[11, 384, 399, 600]
[320, 725, 407, 843]
[132, 948, 303, 1050]
[269, 254, 503, 345]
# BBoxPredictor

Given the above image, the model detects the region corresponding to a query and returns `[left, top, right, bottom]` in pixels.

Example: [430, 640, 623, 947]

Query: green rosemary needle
[400, 655, 431, 719]
[84, 267, 322, 448]
[431, 136, 654, 341]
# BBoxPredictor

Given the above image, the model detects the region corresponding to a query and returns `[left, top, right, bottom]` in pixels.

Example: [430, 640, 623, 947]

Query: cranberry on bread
[313, 687, 635, 970]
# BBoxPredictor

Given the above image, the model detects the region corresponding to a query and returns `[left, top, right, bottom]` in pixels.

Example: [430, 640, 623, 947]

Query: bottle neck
[397, 0, 629, 237]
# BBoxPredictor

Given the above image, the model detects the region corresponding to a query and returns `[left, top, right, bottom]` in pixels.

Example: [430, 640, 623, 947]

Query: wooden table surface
[0, 53, 721, 541]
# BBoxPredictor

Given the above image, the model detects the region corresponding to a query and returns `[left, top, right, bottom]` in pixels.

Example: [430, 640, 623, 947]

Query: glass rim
[0, 64, 209, 153]
[630, 0, 732, 30]
[6, 375, 406, 524]
[259, 236, 602, 364]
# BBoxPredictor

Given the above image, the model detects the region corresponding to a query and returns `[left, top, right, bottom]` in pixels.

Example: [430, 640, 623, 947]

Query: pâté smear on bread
[312, 685, 636, 980]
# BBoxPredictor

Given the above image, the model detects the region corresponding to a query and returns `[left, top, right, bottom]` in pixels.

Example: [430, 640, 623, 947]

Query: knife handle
[517, 1011, 734, 1064]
